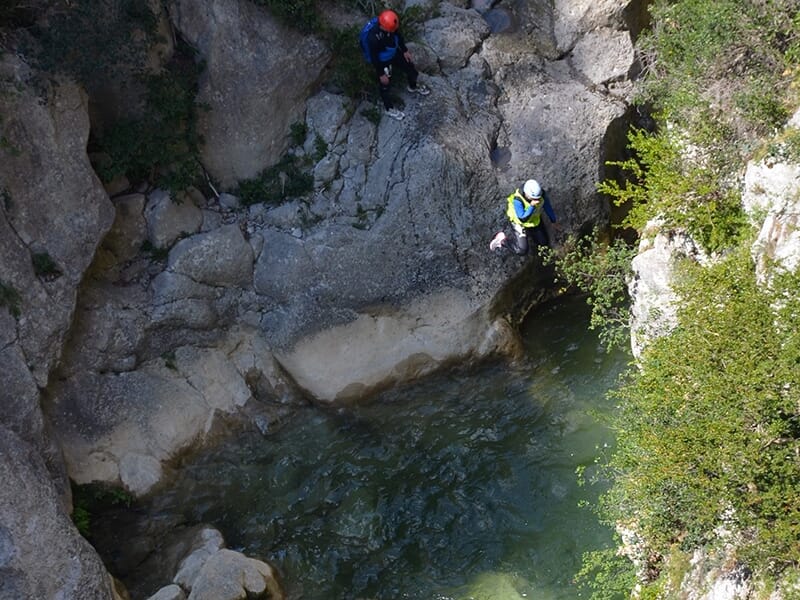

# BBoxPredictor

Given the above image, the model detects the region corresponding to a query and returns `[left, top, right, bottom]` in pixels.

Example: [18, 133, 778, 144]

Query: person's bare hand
[404, 51, 413, 62]
[379, 74, 390, 86]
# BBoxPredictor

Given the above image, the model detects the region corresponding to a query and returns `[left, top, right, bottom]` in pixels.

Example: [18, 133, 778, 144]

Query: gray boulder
[170, 0, 330, 187]
[147, 585, 187, 600]
[173, 527, 225, 591]
[188, 549, 283, 600]
[48, 331, 291, 494]
[145, 188, 204, 249]
[168, 224, 254, 287]
[0, 426, 116, 600]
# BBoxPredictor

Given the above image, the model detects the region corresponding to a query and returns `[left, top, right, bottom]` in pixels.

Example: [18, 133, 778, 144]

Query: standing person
[365, 9, 430, 121]
[490, 179, 559, 255]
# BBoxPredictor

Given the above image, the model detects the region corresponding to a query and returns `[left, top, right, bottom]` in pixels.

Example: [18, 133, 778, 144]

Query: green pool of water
[128, 297, 629, 599]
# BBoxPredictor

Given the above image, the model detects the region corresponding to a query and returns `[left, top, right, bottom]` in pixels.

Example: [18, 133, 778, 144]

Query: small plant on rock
[32, 252, 62, 279]
[0, 280, 21, 318]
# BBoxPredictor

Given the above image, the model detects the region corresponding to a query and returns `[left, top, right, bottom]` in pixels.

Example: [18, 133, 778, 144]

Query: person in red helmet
[365, 9, 430, 121]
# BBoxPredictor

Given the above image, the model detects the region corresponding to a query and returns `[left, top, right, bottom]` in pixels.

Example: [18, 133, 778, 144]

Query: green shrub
[290, 121, 308, 146]
[598, 248, 800, 580]
[540, 228, 635, 351]
[327, 25, 378, 101]
[575, 545, 637, 600]
[71, 481, 133, 538]
[29, 0, 158, 87]
[235, 154, 313, 206]
[637, 0, 799, 139]
[598, 126, 748, 253]
[0, 280, 21, 318]
[32, 252, 61, 278]
[140, 240, 170, 261]
[92, 39, 205, 194]
[312, 134, 328, 161]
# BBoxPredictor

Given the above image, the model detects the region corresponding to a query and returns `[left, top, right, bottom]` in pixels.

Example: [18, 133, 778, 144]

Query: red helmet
[378, 10, 399, 32]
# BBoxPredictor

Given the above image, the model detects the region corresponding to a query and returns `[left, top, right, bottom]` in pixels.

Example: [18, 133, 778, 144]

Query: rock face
[627, 220, 708, 358]
[0, 53, 118, 597]
[0, 426, 116, 600]
[49, 330, 294, 495]
[742, 109, 800, 285]
[170, 0, 331, 187]
[0, 55, 114, 459]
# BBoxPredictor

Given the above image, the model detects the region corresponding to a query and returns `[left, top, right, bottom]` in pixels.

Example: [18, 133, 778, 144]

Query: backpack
[359, 17, 378, 63]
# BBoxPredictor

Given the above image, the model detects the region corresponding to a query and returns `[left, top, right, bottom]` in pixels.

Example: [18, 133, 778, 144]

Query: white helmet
[523, 179, 542, 199]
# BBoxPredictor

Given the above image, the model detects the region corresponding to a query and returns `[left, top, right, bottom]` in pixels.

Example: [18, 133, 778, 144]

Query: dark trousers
[508, 224, 550, 255]
[378, 52, 419, 110]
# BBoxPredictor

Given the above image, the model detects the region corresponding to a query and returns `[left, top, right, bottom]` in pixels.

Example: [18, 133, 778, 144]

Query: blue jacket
[367, 27, 407, 75]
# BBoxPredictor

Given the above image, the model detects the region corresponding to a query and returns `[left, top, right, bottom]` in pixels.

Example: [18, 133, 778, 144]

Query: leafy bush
[92, 39, 205, 194]
[32, 252, 61, 278]
[575, 545, 638, 600]
[598, 248, 800, 588]
[71, 482, 133, 538]
[29, 0, 158, 87]
[235, 154, 313, 206]
[0, 280, 21, 318]
[290, 121, 308, 147]
[637, 0, 799, 139]
[598, 126, 748, 253]
[541, 228, 635, 351]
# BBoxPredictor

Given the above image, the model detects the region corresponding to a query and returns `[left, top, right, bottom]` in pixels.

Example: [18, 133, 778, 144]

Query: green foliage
[759, 126, 800, 164]
[290, 121, 308, 147]
[361, 105, 381, 125]
[29, 0, 158, 87]
[0, 280, 21, 318]
[599, 248, 800, 579]
[251, 0, 321, 32]
[235, 153, 313, 206]
[93, 40, 205, 194]
[71, 481, 133, 538]
[32, 251, 62, 278]
[541, 228, 635, 351]
[161, 351, 177, 371]
[598, 126, 748, 253]
[312, 133, 328, 161]
[637, 0, 798, 138]
[327, 25, 378, 100]
[140, 240, 169, 261]
[575, 546, 637, 600]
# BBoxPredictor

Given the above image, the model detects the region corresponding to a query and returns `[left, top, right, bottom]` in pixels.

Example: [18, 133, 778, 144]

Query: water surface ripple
[125, 298, 630, 599]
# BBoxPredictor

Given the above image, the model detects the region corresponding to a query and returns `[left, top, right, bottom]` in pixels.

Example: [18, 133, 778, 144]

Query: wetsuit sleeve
[514, 197, 534, 220]
[542, 192, 556, 222]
